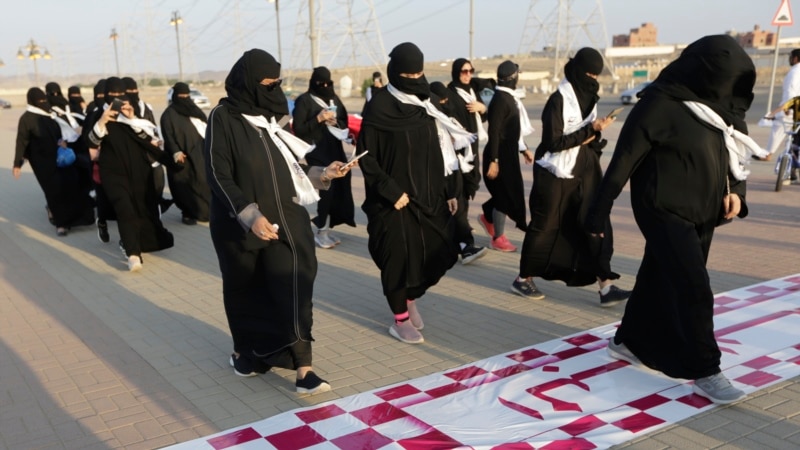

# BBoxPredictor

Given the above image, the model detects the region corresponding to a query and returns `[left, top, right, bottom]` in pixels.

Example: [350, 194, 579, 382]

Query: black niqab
[386, 42, 430, 100]
[68, 86, 84, 112]
[221, 49, 288, 119]
[122, 77, 142, 116]
[309, 66, 336, 102]
[170, 82, 207, 122]
[104, 77, 126, 105]
[642, 34, 755, 133]
[93, 79, 106, 105]
[563, 47, 603, 118]
[45, 82, 68, 109]
[27, 87, 51, 112]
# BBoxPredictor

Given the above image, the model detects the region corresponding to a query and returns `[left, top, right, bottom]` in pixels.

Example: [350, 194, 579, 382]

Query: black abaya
[160, 106, 211, 221]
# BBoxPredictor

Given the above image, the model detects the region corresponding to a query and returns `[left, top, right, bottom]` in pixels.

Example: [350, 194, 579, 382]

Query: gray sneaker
[692, 373, 746, 404]
[511, 278, 545, 300]
[607, 338, 642, 366]
[314, 231, 336, 249]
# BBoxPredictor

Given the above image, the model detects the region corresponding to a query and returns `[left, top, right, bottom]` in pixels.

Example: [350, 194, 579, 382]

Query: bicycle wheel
[775, 154, 789, 192]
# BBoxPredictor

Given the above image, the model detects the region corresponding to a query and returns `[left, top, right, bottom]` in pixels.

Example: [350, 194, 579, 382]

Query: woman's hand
[394, 192, 410, 210]
[447, 198, 458, 215]
[592, 116, 615, 132]
[250, 216, 279, 241]
[12, 167, 21, 179]
[722, 193, 741, 220]
[317, 109, 336, 124]
[486, 161, 499, 180]
[466, 101, 486, 114]
[521, 149, 534, 164]
[99, 105, 118, 126]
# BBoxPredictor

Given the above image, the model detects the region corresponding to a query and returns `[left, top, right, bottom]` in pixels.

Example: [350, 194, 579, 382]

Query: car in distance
[620, 81, 651, 104]
[166, 88, 212, 109]
[0, 98, 11, 109]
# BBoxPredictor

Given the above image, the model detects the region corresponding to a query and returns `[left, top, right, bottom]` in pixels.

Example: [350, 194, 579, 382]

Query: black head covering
[564, 47, 604, 117]
[309, 66, 336, 102]
[387, 42, 430, 100]
[67, 86, 85, 112]
[121, 77, 142, 116]
[221, 49, 288, 119]
[170, 82, 207, 122]
[93, 79, 106, 105]
[45, 82, 68, 109]
[104, 77, 126, 105]
[27, 87, 51, 112]
[497, 60, 519, 90]
[450, 58, 473, 90]
[429, 81, 454, 115]
[372, 71, 382, 80]
[644, 34, 755, 133]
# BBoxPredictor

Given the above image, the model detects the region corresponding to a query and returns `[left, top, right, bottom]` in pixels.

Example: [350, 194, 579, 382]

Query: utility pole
[170, 10, 184, 81]
[268, 0, 283, 63]
[309, 0, 318, 67]
[469, 0, 474, 60]
[109, 28, 120, 76]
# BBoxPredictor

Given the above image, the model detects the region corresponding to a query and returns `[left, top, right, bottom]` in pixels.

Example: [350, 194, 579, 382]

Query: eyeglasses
[263, 79, 283, 91]
[460, 68, 475, 74]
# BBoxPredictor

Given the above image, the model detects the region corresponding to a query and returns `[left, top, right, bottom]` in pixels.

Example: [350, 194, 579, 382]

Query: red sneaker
[491, 235, 517, 252]
[478, 214, 495, 238]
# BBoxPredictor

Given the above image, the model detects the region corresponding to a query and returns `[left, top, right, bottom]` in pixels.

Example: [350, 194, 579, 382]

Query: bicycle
[773, 119, 800, 192]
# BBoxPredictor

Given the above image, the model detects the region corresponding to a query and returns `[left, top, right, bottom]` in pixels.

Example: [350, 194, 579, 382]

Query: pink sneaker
[478, 214, 495, 238]
[491, 235, 517, 252]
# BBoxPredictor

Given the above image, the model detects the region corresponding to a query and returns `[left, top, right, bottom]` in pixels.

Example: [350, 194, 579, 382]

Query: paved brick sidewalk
[0, 116, 798, 449]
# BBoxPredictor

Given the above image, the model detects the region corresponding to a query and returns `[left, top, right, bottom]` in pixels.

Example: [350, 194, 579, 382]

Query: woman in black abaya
[292, 66, 355, 248]
[586, 35, 761, 404]
[206, 49, 347, 394]
[358, 42, 460, 345]
[161, 82, 211, 224]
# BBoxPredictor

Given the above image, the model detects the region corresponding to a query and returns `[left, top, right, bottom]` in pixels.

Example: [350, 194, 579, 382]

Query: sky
[1, 0, 796, 82]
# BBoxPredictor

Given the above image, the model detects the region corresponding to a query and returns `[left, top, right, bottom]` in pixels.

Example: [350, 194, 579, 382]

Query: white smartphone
[342, 151, 368, 170]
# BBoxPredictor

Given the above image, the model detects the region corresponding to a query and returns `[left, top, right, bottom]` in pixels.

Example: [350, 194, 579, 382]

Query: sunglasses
[263, 79, 283, 91]
[460, 68, 475, 74]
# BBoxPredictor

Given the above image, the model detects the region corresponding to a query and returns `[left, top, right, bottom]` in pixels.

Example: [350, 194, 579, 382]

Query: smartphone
[110, 98, 123, 112]
[341, 151, 368, 170]
[606, 106, 624, 119]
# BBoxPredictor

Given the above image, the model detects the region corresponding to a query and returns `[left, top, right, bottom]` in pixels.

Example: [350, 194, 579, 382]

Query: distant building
[612, 22, 658, 47]
[731, 25, 776, 48]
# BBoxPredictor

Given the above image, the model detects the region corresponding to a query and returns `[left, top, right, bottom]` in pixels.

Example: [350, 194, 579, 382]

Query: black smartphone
[110, 98, 123, 112]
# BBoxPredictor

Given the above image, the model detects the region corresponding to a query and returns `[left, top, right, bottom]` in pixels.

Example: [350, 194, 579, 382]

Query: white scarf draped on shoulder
[242, 114, 320, 205]
[682, 101, 769, 180]
[495, 86, 534, 151]
[536, 79, 597, 179]
[309, 94, 351, 142]
[27, 104, 81, 143]
[454, 86, 488, 142]
[387, 83, 476, 175]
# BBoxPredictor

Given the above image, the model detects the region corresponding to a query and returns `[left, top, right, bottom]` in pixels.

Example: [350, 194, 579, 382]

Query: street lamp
[17, 38, 51, 85]
[110, 28, 120, 76]
[268, 0, 283, 63]
[170, 11, 183, 81]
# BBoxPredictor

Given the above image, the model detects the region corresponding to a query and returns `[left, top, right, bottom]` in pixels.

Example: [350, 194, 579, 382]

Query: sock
[394, 311, 410, 324]
[516, 276, 527, 283]
[600, 284, 612, 295]
[492, 209, 506, 238]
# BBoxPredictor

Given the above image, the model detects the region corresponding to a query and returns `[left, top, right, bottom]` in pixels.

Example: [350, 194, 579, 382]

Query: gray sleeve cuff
[308, 166, 332, 190]
[236, 203, 264, 231]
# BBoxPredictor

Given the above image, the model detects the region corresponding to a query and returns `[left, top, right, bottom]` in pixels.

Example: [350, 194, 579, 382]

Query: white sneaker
[329, 232, 342, 245]
[127, 255, 143, 272]
[692, 373, 746, 404]
[389, 321, 424, 344]
[607, 339, 642, 366]
[314, 231, 336, 249]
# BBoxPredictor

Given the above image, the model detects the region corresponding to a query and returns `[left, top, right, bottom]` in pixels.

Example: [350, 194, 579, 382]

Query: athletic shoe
[296, 371, 332, 395]
[600, 285, 631, 307]
[389, 320, 424, 344]
[607, 338, 642, 366]
[692, 373, 746, 404]
[491, 235, 517, 252]
[97, 219, 110, 243]
[229, 354, 271, 377]
[56, 227, 68, 237]
[407, 300, 424, 330]
[314, 231, 336, 249]
[511, 278, 545, 299]
[127, 255, 143, 272]
[461, 245, 488, 265]
[478, 214, 495, 237]
[329, 232, 342, 245]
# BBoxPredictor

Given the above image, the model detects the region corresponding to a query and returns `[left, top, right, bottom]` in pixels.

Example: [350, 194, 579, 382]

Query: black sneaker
[461, 245, 488, 265]
[229, 353, 271, 377]
[511, 278, 545, 300]
[97, 219, 110, 243]
[181, 215, 197, 225]
[296, 371, 332, 395]
[600, 285, 631, 307]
